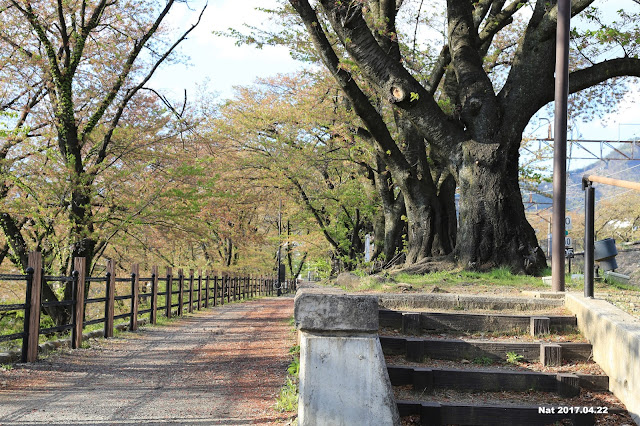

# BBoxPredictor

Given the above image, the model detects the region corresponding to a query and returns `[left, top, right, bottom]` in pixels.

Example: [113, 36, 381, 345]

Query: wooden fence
[0, 252, 295, 363]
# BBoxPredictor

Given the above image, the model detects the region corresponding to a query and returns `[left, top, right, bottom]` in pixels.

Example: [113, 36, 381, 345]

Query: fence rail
[0, 252, 295, 363]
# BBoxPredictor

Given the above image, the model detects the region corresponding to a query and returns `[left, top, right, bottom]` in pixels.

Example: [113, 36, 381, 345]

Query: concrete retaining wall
[295, 288, 400, 426]
[378, 293, 563, 311]
[565, 293, 640, 425]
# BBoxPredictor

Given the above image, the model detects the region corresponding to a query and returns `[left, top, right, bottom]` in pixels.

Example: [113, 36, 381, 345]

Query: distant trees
[203, 73, 380, 271]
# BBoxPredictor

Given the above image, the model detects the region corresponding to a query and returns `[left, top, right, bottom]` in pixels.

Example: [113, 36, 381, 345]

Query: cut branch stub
[389, 85, 406, 103]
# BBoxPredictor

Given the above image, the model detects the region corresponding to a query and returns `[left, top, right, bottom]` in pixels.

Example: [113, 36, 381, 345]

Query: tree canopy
[1, 0, 640, 303]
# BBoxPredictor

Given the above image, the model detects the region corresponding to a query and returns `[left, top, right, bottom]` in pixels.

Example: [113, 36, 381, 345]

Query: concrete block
[541, 344, 562, 367]
[556, 373, 580, 397]
[402, 313, 421, 335]
[530, 316, 550, 337]
[298, 334, 400, 426]
[565, 293, 640, 425]
[295, 289, 378, 332]
[412, 368, 433, 393]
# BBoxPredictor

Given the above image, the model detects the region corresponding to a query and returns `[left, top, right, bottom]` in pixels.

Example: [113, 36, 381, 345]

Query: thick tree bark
[290, 0, 456, 265]
[457, 138, 545, 273]
[374, 173, 406, 262]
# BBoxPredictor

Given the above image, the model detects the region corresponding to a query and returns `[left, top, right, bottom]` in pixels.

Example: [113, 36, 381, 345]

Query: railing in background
[0, 251, 295, 363]
[582, 175, 640, 298]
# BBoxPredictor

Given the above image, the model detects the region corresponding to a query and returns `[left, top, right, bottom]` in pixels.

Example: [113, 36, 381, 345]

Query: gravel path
[0, 297, 296, 425]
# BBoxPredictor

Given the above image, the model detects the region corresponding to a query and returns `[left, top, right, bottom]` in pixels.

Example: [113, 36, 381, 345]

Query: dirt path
[0, 297, 296, 425]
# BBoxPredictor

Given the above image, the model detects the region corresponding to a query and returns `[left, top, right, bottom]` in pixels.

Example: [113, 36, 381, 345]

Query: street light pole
[277, 199, 283, 296]
[551, 0, 571, 292]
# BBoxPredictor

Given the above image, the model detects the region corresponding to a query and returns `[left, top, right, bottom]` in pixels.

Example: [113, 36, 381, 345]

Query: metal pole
[277, 199, 282, 297]
[584, 179, 595, 298]
[551, 0, 571, 292]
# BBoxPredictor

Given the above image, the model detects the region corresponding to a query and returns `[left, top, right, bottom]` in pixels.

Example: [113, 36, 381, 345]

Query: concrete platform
[565, 293, 640, 425]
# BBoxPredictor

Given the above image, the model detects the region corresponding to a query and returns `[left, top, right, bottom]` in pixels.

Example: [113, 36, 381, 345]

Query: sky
[150, 0, 301, 100]
[150, 0, 640, 173]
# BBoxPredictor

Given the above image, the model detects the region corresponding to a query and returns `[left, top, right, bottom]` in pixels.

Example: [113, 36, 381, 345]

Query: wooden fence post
[166, 267, 173, 319]
[71, 257, 86, 349]
[130, 264, 139, 331]
[178, 269, 184, 316]
[204, 271, 210, 309]
[226, 276, 230, 304]
[151, 265, 158, 325]
[105, 259, 115, 338]
[233, 277, 238, 302]
[22, 252, 43, 363]
[197, 270, 202, 310]
[188, 269, 194, 313]
[214, 275, 219, 306]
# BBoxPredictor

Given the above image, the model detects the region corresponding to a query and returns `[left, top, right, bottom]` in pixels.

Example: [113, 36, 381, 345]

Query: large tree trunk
[392, 113, 456, 264]
[370, 155, 406, 262]
[380, 195, 405, 262]
[402, 176, 453, 264]
[457, 137, 545, 274]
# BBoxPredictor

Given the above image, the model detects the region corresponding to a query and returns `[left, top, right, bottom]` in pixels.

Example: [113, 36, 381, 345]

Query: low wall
[378, 293, 563, 311]
[565, 293, 640, 425]
[294, 288, 400, 426]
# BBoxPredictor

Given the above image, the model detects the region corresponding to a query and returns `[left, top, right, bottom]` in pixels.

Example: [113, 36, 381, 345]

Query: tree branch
[569, 58, 640, 97]
[287, 174, 342, 253]
[288, 0, 412, 170]
[447, 0, 499, 139]
[83, 0, 177, 144]
[317, 0, 465, 151]
[89, 2, 206, 168]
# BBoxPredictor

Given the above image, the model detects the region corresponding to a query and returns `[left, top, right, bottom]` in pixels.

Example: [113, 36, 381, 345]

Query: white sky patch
[597, 87, 640, 140]
[149, 0, 301, 100]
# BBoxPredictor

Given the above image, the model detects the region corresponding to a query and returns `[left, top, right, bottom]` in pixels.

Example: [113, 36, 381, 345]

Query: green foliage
[275, 342, 300, 414]
[472, 356, 493, 366]
[275, 377, 299, 413]
[506, 351, 524, 364]
[287, 356, 300, 377]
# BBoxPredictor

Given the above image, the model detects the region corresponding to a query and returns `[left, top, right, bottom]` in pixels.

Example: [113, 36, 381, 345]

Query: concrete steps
[380, 335, 592, 363]
[380, 304, 631, 425]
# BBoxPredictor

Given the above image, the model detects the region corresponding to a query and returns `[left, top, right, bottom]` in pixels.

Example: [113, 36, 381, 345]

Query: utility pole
[551, 0, 570, 292]
[277, 199, 283, 296]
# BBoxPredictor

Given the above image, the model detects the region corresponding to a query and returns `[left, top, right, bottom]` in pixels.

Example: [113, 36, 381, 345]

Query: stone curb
[377, 293, 564, 311]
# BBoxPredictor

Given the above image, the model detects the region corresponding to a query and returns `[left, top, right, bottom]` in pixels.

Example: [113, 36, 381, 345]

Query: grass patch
[275, 377, 299, 413]
[472, 356, 493, 366]
[275, 335, 300, 418]
[341, 266, 598, 296]
[393, 268, 547, 289]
